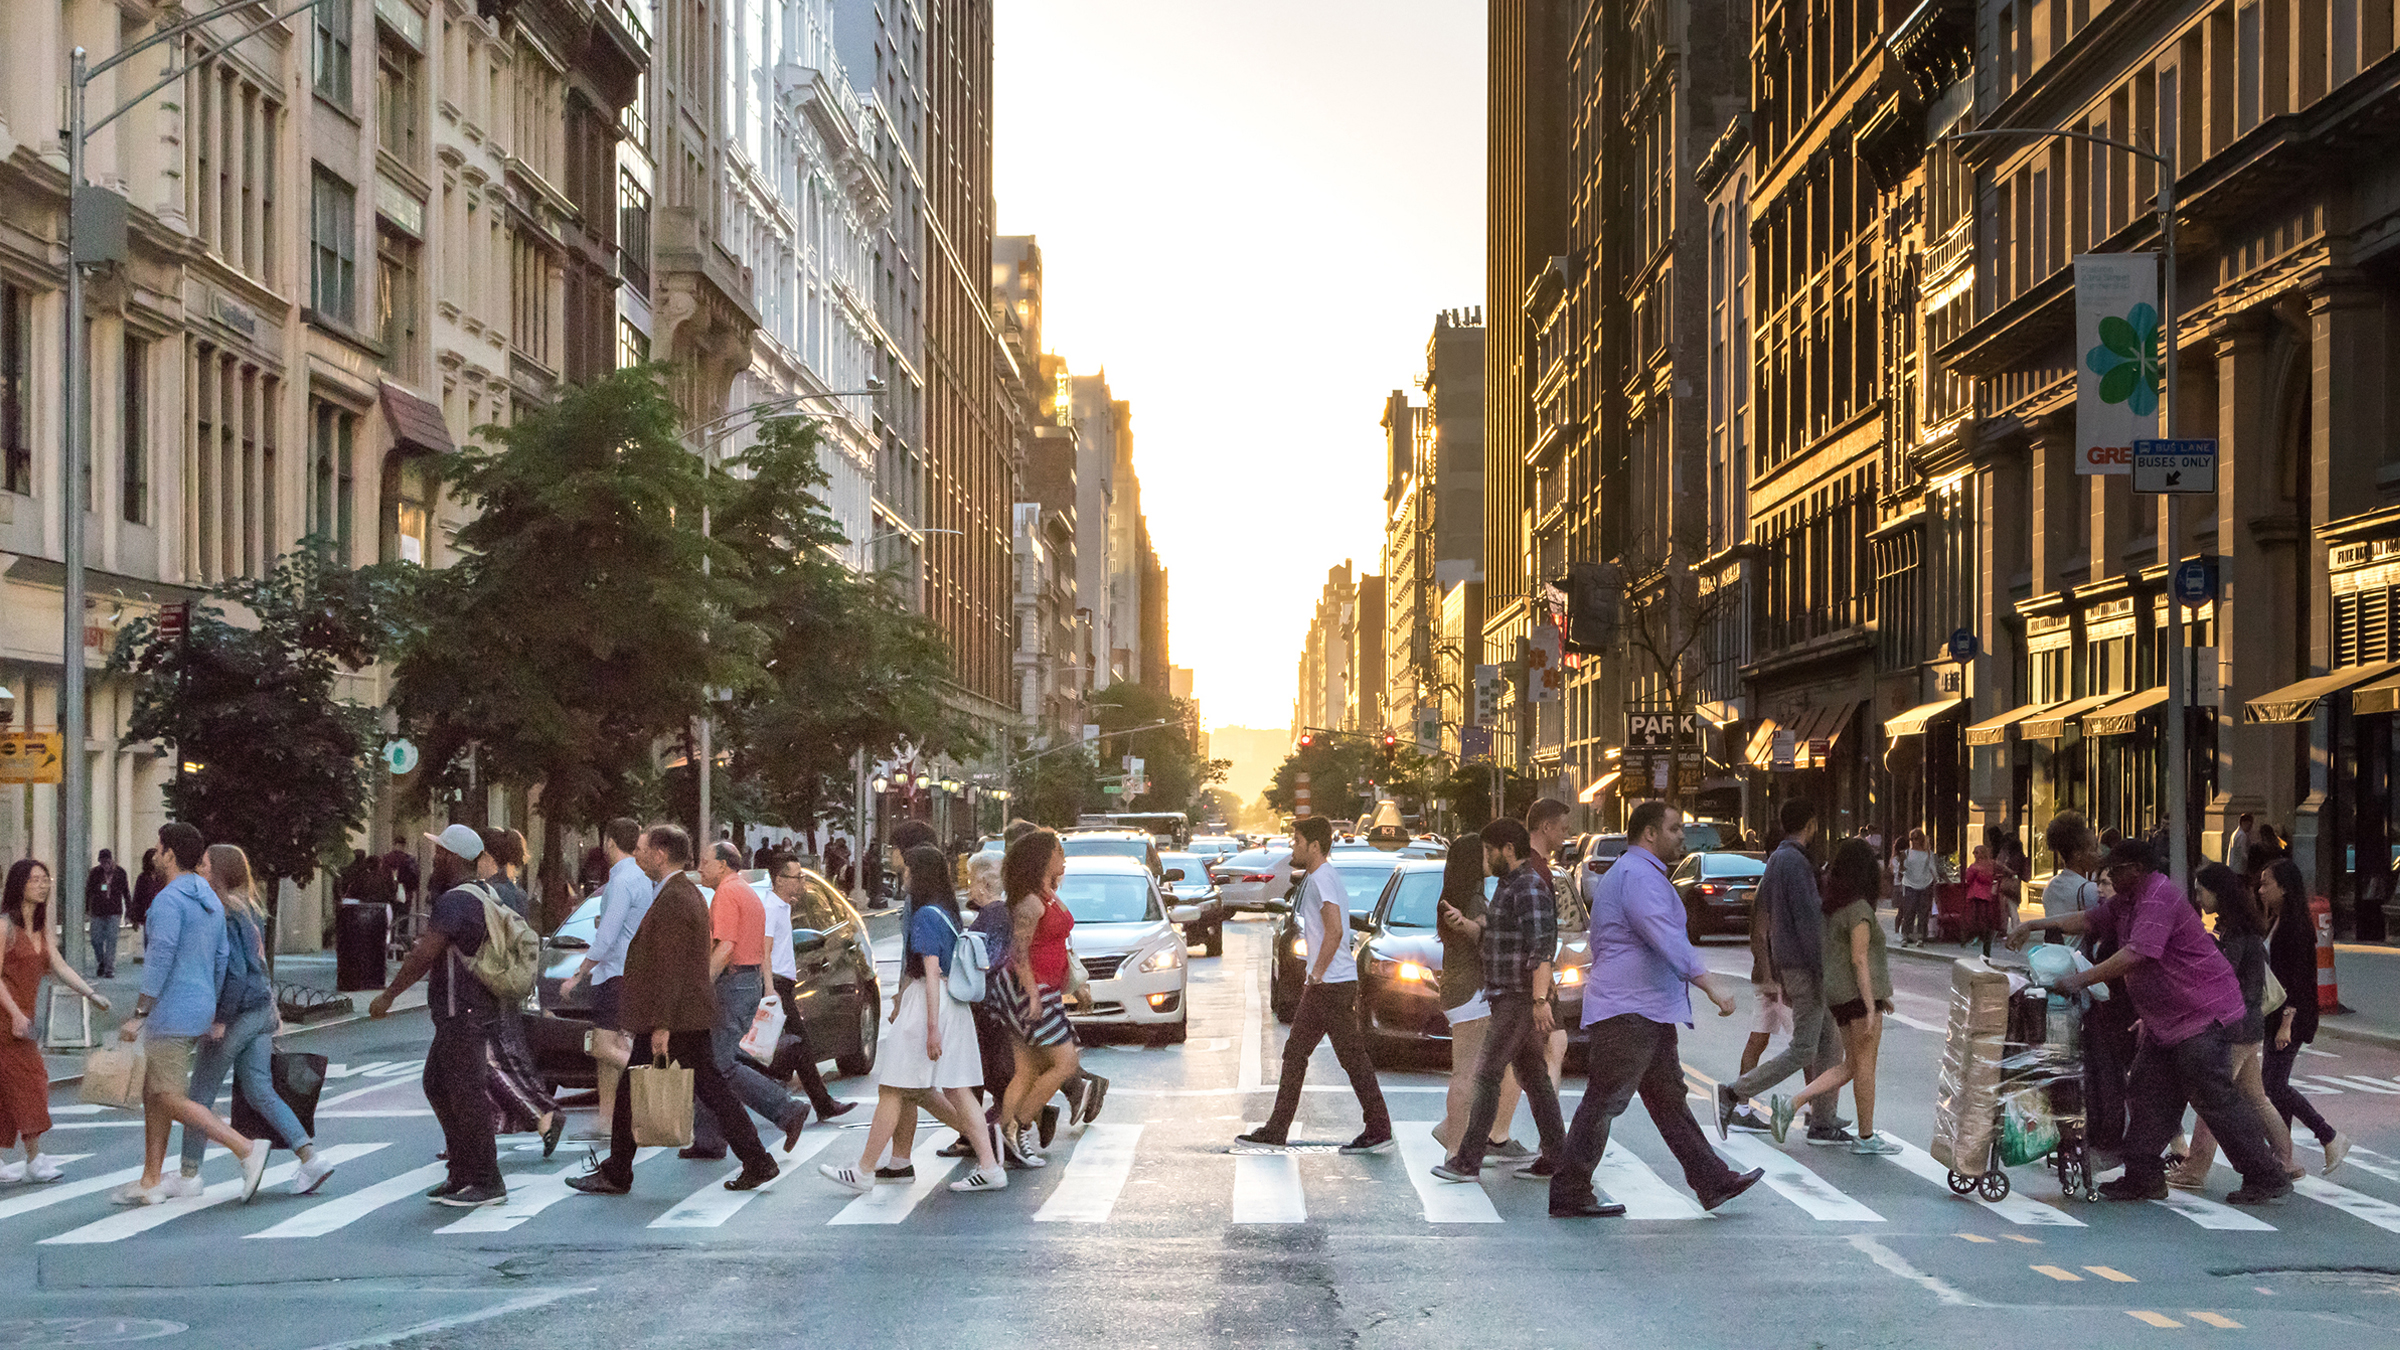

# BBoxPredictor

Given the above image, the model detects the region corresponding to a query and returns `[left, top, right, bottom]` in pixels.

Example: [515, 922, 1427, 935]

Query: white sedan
[1059, 857, 1189, 1044]
[1211, 846, 1294, 913]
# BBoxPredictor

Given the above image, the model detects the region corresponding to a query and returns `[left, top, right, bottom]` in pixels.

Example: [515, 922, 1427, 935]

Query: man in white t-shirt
[1898, 829, 1940, 947]
[1236, 816, 1392, 1153]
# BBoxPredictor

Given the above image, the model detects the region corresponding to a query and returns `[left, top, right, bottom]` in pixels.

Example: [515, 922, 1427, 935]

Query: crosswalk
[9, 1123, 2400, 1248]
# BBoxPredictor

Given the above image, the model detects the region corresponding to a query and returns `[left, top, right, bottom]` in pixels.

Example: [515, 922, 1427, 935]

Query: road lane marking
[2317, 1075, 2400, 1095]
[319, 1062, 390, 1080]
[2031, 1265, 2082, 1281]
[1395, 1133, 1502, 1224]
[2296, 1046, 2338, 1058]
[2087, 1266, 2139, 1282]
[1239, 963, 1264, 1093]
[651, 1133, 833, 1228]
[438, 1148, 668, 1232]
[1035, 1123, 1144, 1224]
[39, 1144, 387, 1244]
[1715, 1135, 1883, 1221]
[2293, 1175, 2400, 1233]
[2150, 1191, 2276, 1230]
[297, 1284, 596, 1350]
[1849, 1235, 1980, 1306]
[2187, 1312, 2244, 1328]
[1599, 1141, 1708, 1219]
[2296, 1137, 2400, 1184]
[1230, 1152, 1306, 1224]
[2003, 1234, 2044, 1244]
[1878, 1135, 2086, 1226]
[0, 1164, 149, 1222]
[827, 1129, 959, 1224]
[246, 1161, 450, 1238]
[1956, 1232, 1995, 1242]
[2126, 1311, 2183, 1328]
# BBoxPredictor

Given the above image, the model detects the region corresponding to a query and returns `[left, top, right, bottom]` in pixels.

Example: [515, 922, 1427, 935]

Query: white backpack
[929, 907, 990, 1004]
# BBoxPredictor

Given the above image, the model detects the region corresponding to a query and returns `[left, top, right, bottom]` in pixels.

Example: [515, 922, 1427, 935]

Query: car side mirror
[793, 929, 828, 955]
[1170, 904, 1202, 924]
[1348, 912, 1373, 932]
[1164, 868, 1185, 882]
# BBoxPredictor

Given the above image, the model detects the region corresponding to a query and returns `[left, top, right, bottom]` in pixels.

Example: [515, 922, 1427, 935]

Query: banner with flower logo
[2074, 253, 2161, 474]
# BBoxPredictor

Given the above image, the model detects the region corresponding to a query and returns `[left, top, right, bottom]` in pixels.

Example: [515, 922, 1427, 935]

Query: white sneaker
[949, 1165, 1008, 1193]
[159, 1173, 205, 1199]
[2324, 1133, 2351, 1177]
[239, 1140, 272, 1203]
[25, 1156, 63, 1183]
[291, 1152, 338, 1196]
[817, 1163, 871, 1194]
[0, 1160, 24, 1184]
[109, 1179, 165, 1206]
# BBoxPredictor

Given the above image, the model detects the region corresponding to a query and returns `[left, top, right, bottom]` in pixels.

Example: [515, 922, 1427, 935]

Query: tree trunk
[539, 813, 572, 934]
[259, 872, 280, 981]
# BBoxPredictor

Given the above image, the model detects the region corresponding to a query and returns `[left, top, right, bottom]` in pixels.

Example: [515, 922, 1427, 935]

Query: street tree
[1260, 734, 1377, 823]
[386, 366, 750, 921]
[110, 544, 407, 953]
[1089, 682, 1225, 816]
[1014, 743, 1104, 828]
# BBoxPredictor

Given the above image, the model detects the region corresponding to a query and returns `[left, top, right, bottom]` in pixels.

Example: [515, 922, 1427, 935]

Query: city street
[7, 917, 2400, 1348]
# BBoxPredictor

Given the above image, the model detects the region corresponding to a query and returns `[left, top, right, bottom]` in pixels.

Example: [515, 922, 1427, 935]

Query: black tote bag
[232, 1050, 329, 1149]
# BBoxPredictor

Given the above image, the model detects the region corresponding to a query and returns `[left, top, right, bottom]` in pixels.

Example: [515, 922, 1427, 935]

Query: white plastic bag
[736, 995, 784, 1061]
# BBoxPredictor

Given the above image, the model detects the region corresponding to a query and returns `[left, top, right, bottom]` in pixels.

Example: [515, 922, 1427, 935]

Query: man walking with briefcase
[570, 825, 779, 1196]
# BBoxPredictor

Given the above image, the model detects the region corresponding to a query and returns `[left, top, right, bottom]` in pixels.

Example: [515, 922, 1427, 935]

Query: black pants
[2123, 1020, 2285, 1189]
[970, 1002, 1014, 1106]
[425, 1015, 502, 1191]
[2261, 1040, 2337, 1145]
[603, 1029, 772, 1183]
[761, 975, 845, 1116]
[2082, 996, 2137, 1157]
[1260, 981, 1389, 1140]
[1552, 1014, 1743, 1208]
[1450, 993, 1567, 1174]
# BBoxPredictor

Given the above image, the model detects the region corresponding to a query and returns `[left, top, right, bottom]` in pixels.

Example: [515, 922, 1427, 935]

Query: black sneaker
[433, 1183, 507, 1208]
[565, 1170, 629, 1196]
[2098, 1175, 2169, 1202]
[1728, 1105, 1774, 1135]
[541, 1113, 566, 1159]
[1339, 1132, 1395, 1156]
[1079, 1073, 1110, 1125]
[1039, 1102, 1061, 1149]
[2226, 1181, 2293, 1206]
[424, 1178, 464, 1201]
[874, 1164, 916, 1181]
[1700, 1166, 1766, 1212]
[1804, 1127, 1858, 1147]
[1061, 1075, 1089, 1123]
[1714, 1084, 1739, 1141]
[1234, 1130, 1288, 1149]
[724, 1161, 780, 1191]
[935, 1137, 976, 1159]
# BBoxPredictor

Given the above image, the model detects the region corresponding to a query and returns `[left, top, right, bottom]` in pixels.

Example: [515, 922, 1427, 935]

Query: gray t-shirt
[2041, 868, 2098, 918]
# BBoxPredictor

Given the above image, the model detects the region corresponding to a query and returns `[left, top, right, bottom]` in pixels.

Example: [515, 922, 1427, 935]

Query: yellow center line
[2187, 1312, 2244, 1329]
[1956, 1232, 1996, 1243]
[2031, 1264, 2083, 1282]
[2127, 1311, 2184, 1328]
[2002, 1234, 2043, 1244]
[2086, 1266, 2140, 1283]
[1681, 1063, 1719, 1087]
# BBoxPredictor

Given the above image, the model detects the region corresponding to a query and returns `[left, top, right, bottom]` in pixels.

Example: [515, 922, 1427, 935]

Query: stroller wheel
[1977, 1169, 2011, 1202]
[1946, 1170, 1977, 1195]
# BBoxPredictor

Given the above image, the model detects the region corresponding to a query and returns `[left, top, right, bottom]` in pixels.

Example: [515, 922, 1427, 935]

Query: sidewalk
[37, 952, 425, 1083]
[1878, 905, 2400, 1050]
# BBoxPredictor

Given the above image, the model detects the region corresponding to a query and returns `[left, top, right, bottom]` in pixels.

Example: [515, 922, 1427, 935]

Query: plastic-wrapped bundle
[1930, 957, 2014, 1175]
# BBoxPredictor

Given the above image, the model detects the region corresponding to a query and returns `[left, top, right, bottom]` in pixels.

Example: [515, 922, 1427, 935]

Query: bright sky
[993, 0, 1487, 733]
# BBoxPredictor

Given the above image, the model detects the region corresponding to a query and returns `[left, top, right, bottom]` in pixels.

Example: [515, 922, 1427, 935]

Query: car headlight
[1140, 942, 1183, 973]
[1291, 937, 1307, 956]
[1556, 964, 1584, 987]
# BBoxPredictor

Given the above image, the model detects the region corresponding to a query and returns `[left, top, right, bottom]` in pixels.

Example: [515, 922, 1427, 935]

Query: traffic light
[1298, 732, 1313, 749]
[1380, 732, 1396, 750]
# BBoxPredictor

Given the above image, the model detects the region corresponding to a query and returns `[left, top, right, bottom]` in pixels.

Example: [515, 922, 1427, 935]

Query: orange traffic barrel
[2312, 894, 2353, 1015]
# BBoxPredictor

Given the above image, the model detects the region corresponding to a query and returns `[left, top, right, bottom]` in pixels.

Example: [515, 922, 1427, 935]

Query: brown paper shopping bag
[78, 1041, 146, 1109]
[629, 1057, 695, 1147]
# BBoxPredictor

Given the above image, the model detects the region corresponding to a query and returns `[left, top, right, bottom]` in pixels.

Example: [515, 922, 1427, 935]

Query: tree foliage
[1012, 743, 1103, 829]
[1088, 682, 1224, 817]
[110, 544, 405, 927]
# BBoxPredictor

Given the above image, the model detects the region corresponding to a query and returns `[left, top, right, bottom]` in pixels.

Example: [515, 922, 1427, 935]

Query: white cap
[425, 823, 484, 861]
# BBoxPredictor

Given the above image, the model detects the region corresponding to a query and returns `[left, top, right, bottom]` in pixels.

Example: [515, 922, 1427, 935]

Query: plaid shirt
[1482, 859, 1559, 997]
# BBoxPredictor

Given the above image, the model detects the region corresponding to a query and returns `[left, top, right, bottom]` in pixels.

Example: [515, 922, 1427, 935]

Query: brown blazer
[620, 872, 719, 1033]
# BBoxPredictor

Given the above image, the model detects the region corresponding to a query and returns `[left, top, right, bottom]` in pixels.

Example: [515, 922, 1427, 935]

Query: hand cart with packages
[1929, 947, 2100, 1201]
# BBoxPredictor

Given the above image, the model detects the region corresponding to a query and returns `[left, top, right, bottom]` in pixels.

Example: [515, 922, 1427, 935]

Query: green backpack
[458, 882, 540, 1001]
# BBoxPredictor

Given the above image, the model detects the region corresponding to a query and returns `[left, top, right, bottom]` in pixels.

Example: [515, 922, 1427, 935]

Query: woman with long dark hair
[1770, 838, 1896, 1152]
[2257, 857, 2346, 1174]
[2171, 863, 2299, 1186]
[1430, 843, 1530, 1159]
[0, 859, 110, 1181]
[818, 844, 1004, 1194]
[476, 828, 562, 1157]
[995, 828, 1083, 1167]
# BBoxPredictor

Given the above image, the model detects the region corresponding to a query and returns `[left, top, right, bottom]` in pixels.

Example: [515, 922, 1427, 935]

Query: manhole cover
[0, 1320, 187, 1346]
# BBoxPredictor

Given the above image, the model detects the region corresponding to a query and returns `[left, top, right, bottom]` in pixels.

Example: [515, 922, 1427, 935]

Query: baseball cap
[424, 823, 485, 861]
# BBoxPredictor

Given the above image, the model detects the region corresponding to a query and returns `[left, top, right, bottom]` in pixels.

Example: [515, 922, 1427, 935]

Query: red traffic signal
[1298, 733, 1313, 748]
[1381, 733, 1396, 749]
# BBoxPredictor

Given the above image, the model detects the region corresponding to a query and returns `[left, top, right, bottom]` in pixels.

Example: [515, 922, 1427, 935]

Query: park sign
[2073, 253, 2160, 474]
[1626, 710, 1697, 750]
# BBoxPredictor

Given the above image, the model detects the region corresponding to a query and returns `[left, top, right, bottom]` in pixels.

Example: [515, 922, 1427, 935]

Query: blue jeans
[88, 915, 119, 977]
[692, 966, 801, 1151]
[182, 1001, 310, 1170]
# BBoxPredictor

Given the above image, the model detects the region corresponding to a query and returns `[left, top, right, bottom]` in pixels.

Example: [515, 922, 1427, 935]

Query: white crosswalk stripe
[2150, 1189, 2277, 1231]
[1394, 1133, 1502, 1223]
[439, 1148, 670, 1232]
[651, 1133, 835, 1229]
[827, 1130, 961, 1225]
[2294, 1176, 2400, 1233]
[1035, 1124, 1146, 1224]
[1878, 1134, 2086, 1226]
[1715, 1134, 1884, 1221]
[246, 1161, 449, 1239]
[39, 1144, 388, 1245]
[1230, 1151, 1306, 1224]
[0, 1164, 150, 1224]
[1597, 1141, 1707, 1219]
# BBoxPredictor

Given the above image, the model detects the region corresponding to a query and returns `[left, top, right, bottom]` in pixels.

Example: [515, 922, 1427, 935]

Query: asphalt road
[6, 917, 2400, 1349]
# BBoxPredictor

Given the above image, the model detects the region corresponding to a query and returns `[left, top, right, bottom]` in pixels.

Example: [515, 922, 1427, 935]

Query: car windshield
[1383, 871, 1497, 928]
[1160, 854, 1208, 885]
[1588, 837, 1628, 861]
[1062, 836, 1150, 860]
[550, 896, 604, 947]
[1683, 823, 1726, 853]
[1056, 871, 1162, 923]
[1704, 854, 1766, 879]
[1326, 862, 1401, 913]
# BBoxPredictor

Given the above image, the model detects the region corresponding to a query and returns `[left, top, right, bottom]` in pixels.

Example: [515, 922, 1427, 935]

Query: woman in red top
[996, 830, 1082, 1168]
[1962, 843, 2006, 957]
[0, 860, 111, 1182]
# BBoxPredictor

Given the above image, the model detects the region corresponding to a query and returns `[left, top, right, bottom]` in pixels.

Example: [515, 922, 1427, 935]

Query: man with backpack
[369, 823, 533, 1208]
[684, 842, 810, 1160]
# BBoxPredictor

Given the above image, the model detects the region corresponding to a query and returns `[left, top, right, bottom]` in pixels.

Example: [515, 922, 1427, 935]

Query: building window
[619, 171, 652, 294]
[511, 232, 554, 369]
[311, 168, 358, 323]
[618, 318, 650, 369]
[186, 62, 279, 282]
[375, 28, 421, 167]
[376, 226, 422, 381]
[383, 451, 432, 564]
[122, 336, 149, 523]
[188, 341, 280, 582]
[315, 0, 353, 105]
[310, 399, 357, 558]
[1, 283, 27, 495]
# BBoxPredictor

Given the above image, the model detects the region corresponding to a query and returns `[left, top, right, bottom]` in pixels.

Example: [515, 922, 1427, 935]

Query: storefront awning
[2085, 686, 2170, 736]
[1693, 699, 1741, 728]
[380, 382, 455, 456]
[1743, 701, 1858, 770]
[2020, 693, 2117, 740]
[1577, 770, 1622, 803]
[1744, 718, 1784, 771]
[1965, 701, 2055, 747]
[1883, 697, 1965, 740]
[2357, 669, 2400, 717]
[2242, 660, 2400, 724]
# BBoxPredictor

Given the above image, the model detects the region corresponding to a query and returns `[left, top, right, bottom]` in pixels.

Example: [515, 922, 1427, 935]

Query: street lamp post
[1942, 126, 2185, 885]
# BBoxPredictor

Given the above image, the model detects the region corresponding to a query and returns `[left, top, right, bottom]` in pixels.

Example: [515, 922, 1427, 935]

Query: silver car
[1212, 846, 1294, 913]
[1059, 857, 1189, 1044]
[1159, 850, 1229, 957]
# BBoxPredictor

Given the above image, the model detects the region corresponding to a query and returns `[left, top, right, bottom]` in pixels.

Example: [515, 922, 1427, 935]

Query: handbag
[736, 995, 785, 1061]
[232, 1050, 328, 1149]
[1064, 949, 1092, 1005]
[78, 1041, 146, 1109]
[629, 1056, 695, 1147]
[2262, 967, 2288, 1017]
[43, 985, 93, 1050]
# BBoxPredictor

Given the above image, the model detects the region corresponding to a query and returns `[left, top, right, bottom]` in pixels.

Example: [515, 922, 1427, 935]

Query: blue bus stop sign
[1947, 629, 1980, 662]
[2173, 558, 2217, 607]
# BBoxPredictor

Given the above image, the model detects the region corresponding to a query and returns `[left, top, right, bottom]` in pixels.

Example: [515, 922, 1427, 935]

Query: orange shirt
[711, 875, 768, 970]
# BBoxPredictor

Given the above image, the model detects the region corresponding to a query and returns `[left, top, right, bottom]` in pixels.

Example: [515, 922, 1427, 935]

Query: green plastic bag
[2000, 1093, 2059, 1167]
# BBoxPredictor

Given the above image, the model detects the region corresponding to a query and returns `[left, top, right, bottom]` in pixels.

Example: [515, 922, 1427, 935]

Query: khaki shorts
[142, 1034, 197, 1096]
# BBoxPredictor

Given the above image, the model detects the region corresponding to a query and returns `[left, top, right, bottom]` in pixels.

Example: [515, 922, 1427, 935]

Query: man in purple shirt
[1548, 801, 1765, 1218]
[2009, 839, 2290, 1205]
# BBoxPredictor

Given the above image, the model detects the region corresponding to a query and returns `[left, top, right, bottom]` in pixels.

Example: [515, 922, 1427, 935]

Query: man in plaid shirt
[1432, 815, 1569, 1183]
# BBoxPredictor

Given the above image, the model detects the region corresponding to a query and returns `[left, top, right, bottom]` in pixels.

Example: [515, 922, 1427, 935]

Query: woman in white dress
[820, 845, 1006, 1194]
